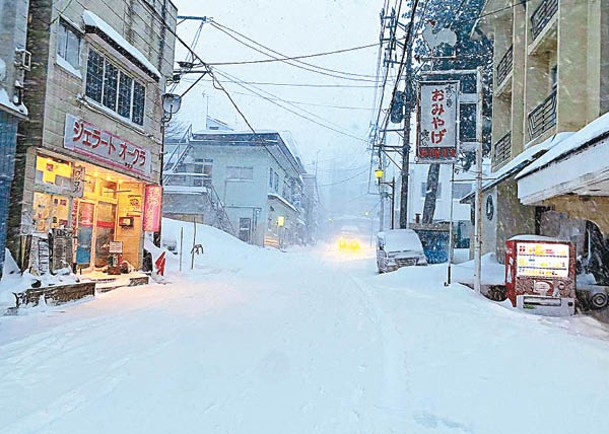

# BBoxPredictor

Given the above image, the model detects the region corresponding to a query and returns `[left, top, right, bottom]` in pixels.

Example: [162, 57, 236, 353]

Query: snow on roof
[460, 133, 570, 202]
[378, 229, 424, 252]
[517, 111, 609, 179]
[82, 11, 161, 80]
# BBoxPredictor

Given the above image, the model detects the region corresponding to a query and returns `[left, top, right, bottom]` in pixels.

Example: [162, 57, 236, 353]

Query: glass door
[94, 202, 117, 267]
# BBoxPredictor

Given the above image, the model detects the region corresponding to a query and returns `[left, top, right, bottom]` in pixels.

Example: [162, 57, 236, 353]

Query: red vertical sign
[143, 185, 162, 232]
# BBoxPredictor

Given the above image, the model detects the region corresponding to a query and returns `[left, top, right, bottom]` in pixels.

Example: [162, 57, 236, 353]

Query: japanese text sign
[417, 81, 459, 163]
[64, 113, 152, 178]
[143, 185, 162, 232]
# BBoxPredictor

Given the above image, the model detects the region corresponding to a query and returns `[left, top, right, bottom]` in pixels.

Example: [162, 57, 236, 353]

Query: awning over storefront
[517, 112, 609, 205]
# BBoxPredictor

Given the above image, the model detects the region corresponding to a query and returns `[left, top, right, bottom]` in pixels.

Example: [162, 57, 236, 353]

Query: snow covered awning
[517, 112, 609, 205]
[82, 11, 161, 82]
[459, 133, 569, 204]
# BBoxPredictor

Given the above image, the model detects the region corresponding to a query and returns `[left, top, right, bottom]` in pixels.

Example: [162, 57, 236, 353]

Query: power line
[319, 168, 370, 187]
[207, 42, 379, 66]
[208, 21, 379, 82]
[212, 69, 370, 143]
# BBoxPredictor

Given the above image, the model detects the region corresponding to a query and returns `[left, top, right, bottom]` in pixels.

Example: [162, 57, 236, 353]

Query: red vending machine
[505, 235, 576, 316]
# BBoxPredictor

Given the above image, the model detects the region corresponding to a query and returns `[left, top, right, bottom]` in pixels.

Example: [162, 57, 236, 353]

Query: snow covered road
[2, 224, 609, 434]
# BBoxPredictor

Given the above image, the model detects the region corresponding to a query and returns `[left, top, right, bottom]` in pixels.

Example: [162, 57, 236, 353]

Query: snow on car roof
[378, 229, 423, 251]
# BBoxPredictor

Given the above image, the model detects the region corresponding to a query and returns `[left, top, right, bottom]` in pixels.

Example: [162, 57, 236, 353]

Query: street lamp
[153, 93, 183, 249]
[375, 169, 396, 230]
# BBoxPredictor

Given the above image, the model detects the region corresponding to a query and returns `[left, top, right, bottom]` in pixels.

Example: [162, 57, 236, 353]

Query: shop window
[57, 21, 81, 69]
[86, 49, 146, 126]
[84, 174, 97, 194]
[100, 180, 117, 199]
[35, 156, 72, 192]
[32, 192, 70, 234]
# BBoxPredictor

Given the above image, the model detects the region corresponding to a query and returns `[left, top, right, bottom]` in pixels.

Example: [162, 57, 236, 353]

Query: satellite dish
[162, 93, 182, 115]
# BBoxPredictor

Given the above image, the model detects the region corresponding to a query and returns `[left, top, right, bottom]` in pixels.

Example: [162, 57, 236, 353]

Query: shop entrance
[33, 154, 146, 273]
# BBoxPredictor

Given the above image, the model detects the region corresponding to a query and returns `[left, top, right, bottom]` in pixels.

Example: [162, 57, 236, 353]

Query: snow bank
[452, 252, 505, 286]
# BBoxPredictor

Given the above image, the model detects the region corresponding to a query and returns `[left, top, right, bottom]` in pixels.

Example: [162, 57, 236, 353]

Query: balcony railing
[531, 0, 558, 40]
[496, 45, 513, 88]
[528, 90, 557, 139]
[493, 132, 511, 166]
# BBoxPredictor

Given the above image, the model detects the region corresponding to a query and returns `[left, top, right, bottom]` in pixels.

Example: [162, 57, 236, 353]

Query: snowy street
[2, 224, 609, 434]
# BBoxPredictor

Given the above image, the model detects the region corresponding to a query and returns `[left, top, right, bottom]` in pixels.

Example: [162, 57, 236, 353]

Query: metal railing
[493, 132, 511, 167]
[528, 90, 557, 139]
[496, 45, 513, 88]
[531, 0, 558, 41]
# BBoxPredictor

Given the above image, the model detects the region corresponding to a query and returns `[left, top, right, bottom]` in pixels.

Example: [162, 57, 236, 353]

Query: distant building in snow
[163, 130, 309, 248]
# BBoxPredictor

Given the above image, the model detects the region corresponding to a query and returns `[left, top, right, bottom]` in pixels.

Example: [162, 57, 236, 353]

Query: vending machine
[505, 236, 576, 316]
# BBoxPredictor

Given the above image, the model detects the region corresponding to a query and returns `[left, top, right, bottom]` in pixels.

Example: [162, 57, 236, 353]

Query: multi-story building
[163, 130, 307, 248]
[7, 0, 177, 274]
[0, 0, 30, 277]
[476, 0, 609, 266]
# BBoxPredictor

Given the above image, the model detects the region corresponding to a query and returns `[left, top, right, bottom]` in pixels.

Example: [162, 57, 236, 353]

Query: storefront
[28, 113, 160, 274]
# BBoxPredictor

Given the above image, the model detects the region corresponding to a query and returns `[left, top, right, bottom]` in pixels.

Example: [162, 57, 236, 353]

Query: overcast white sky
[171, 0, 385, 179]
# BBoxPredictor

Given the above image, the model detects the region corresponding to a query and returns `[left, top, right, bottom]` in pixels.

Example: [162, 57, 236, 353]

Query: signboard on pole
[416, 81, 459, 163]
[143, 185, 162, 232]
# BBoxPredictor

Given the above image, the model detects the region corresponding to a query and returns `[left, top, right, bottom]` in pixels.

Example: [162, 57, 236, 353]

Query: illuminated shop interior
[33, 154, 146, 271]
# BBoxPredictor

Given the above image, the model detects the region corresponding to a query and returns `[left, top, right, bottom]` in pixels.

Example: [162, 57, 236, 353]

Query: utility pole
[399, 78, 411, 229]
[474, 67, 484, 294]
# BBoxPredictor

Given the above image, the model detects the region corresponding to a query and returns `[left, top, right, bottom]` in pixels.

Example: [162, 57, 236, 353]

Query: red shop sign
[143, 185, 162, 232]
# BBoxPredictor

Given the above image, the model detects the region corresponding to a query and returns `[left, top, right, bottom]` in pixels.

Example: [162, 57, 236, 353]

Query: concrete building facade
[7, 0, 177, 274]
[478, 0, 609, 263]
[0, 0, 30, 277]
[163, 131, 307, 248]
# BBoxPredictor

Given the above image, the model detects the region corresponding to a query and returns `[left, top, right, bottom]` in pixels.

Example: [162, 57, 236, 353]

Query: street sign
[416, 80, 459, 163]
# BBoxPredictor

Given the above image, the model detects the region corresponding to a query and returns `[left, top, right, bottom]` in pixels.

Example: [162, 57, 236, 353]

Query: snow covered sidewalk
[1, 221, 609, 433]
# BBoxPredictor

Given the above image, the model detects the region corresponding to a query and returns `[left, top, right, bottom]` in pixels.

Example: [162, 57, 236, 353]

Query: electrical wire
[207, 21, 379, 82]
[207, 42, 379, 66]
[211, 68, 370, 143]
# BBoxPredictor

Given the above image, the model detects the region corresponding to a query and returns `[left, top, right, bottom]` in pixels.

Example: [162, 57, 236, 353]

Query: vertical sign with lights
[416, 81, 460, 164]
[143, 185, 162, 232]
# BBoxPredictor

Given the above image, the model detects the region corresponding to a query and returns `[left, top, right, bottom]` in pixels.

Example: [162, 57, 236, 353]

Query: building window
[57, 21, 81, 69]
[452, 183, 472, 200]
[85, 49, 146, 126]
[227, 166, 253, 180]
[269, 168, 274, 188]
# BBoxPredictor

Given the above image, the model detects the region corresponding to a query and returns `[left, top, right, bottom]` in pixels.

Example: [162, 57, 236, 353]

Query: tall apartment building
[477, 0, 609, 265]
[7, 0, 177, 274]
[0, 0, 30, 277]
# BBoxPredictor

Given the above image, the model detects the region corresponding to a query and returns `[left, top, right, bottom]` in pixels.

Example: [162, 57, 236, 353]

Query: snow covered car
[376, 229, 427, 273]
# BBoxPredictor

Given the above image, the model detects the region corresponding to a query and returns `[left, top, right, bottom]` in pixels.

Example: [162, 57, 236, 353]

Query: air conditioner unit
[15, 49, 31, 71]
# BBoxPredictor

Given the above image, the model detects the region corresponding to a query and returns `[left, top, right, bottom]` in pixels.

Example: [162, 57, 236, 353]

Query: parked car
[376, 229, 427, 273]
